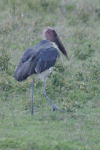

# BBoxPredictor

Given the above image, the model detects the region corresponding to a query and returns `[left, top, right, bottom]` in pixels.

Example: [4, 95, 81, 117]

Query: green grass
[0, 0, 100, 149]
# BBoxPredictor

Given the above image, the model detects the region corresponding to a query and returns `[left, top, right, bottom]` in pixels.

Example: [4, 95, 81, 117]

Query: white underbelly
[30, 67, 54, 80]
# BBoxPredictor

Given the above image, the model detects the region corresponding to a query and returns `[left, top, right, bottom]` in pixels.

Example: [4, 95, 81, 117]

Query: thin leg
[43, 76, 64, 113]
[31, 80, 34, 115]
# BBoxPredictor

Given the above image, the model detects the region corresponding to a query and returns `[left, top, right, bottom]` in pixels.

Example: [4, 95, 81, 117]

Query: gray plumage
[14, 40, 59, 82]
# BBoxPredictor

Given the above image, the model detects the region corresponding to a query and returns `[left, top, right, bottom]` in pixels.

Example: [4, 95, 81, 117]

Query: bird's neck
[51, 42, 59, 51]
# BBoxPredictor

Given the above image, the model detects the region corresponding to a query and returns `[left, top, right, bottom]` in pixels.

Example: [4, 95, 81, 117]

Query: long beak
[55, 36, 69, 60]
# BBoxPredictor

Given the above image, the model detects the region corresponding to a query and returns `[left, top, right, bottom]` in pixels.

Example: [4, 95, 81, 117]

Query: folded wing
[14, 40, 59, 82]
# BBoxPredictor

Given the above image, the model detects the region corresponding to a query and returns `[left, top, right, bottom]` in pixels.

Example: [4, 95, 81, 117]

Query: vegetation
[0, 0, 100, 149]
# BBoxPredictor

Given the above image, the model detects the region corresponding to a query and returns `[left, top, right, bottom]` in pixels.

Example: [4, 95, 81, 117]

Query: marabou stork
[14, 27, 69, 115]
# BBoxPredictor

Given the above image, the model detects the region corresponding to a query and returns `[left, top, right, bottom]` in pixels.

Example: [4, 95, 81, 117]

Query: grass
[0, 0, 100, 149]
[0, 101, 100, 149]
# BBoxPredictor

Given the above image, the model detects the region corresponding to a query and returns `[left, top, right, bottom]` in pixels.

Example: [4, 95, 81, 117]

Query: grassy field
[0, 0, 100, 149]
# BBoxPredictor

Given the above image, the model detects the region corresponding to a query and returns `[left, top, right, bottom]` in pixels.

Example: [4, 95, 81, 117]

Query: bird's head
[45, 26, 69, 60]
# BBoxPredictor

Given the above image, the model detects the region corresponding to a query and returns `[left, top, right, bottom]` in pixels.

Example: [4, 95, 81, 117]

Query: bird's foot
[51, 103, 65, 113]
[43, 90, 65, 113]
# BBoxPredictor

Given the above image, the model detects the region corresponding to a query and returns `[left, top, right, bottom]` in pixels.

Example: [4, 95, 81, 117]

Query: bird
[14, 27, 69, 115]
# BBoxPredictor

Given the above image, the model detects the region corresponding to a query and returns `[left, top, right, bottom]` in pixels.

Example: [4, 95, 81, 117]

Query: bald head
[45, 27, 69, 60]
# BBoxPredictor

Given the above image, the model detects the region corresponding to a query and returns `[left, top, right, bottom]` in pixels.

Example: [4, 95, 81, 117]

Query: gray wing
[21, 40, 53, 62]
[14, 40, 59, 82]
[28, 47, 59, 75]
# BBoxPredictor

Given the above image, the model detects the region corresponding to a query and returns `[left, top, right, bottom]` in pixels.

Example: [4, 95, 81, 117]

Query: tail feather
[14, 61, 31, 82]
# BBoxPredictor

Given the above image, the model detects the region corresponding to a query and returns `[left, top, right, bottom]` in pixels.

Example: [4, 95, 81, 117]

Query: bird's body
[14, 27, 69, 115]
[14, 40, 59, 82]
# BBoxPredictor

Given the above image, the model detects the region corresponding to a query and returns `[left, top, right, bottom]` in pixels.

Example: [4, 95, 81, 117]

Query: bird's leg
[43, 76, 64, 113]
[31, 80, 34, 115]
